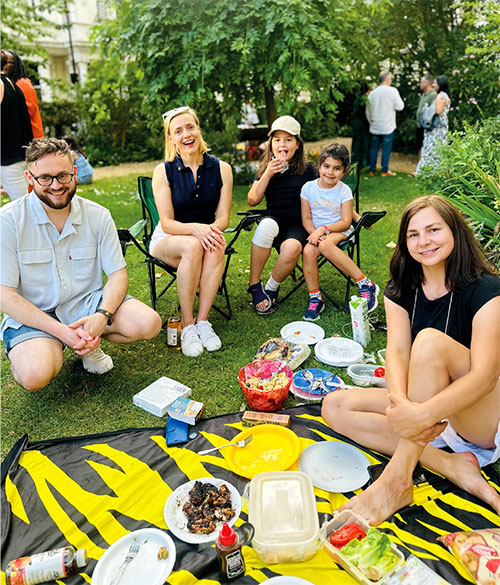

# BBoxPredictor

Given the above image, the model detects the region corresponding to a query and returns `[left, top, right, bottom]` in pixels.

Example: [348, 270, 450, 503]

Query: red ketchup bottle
[216, 522, 246, 581]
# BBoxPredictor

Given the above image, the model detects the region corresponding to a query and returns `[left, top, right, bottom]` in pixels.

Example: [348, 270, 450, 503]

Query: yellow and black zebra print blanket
[2, 404, 499, 584]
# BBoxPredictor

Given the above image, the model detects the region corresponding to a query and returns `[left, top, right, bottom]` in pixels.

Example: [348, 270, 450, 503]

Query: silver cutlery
[198, 434, 253, 456]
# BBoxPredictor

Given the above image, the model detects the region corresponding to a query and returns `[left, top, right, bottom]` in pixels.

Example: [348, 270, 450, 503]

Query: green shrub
[418, 116, 500, 266]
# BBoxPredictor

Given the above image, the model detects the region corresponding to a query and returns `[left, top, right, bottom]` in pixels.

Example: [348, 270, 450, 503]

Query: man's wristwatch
[96, 309, 114, 326]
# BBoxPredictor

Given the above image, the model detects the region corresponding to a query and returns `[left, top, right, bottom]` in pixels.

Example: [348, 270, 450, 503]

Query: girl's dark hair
[387, 195, 497, 298]
[257, 132, 306, 178]
[3, 50, 28, 83]
[435, 75, 449, 95]
[62, 136, 87, 159]
[318, 142, 350, 171]
[360, 81, 369, 94]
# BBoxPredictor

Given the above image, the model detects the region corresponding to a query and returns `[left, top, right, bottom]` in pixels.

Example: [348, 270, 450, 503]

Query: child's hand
[307, 227, 326, 246]
[265, 157, 288, 177]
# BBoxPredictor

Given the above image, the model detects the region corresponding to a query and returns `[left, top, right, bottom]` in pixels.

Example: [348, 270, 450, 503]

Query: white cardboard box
[133, 377, 192, 417]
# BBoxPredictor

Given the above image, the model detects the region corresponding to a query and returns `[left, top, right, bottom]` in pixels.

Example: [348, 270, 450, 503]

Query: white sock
[265, 276, 281, 292]
[309, 290, 322, 300]
[356, 276, 372, 288]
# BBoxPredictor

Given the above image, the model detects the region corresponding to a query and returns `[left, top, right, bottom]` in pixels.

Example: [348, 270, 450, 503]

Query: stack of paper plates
[314, 337, 363, 367]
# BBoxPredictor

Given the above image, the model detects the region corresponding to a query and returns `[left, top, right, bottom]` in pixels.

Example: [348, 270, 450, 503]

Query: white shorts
[430, 418, 500, 468]
[149, 225, 171, 256]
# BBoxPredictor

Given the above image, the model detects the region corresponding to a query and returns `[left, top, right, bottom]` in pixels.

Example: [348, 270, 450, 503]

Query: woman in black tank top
[322, 195, 500, 525]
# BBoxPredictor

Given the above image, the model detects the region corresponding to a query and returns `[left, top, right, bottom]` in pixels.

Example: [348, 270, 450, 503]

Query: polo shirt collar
[174, 153, 213, 171]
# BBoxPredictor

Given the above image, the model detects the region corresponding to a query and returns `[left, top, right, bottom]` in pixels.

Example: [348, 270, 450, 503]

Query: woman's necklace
[411, 288, 454, 335]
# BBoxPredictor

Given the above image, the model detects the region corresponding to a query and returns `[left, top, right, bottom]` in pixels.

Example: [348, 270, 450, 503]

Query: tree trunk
[264, 87, 277, 128]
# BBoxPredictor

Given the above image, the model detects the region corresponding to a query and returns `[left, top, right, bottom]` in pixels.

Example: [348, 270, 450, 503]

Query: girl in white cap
[247, 115, 317, 314]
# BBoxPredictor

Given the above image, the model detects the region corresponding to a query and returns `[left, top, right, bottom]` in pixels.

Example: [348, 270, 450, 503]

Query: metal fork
[110, 537, 142, 585]
[197, 435, 253, 455]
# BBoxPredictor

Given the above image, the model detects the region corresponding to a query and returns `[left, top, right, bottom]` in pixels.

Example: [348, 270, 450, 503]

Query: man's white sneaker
[196, 320, 222, 351]
[181, 324, 203, 357]
[81, 347, 114, 374]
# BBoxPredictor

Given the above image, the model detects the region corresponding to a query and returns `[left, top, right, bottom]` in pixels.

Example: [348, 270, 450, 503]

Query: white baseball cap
[268, 115, 301, 137]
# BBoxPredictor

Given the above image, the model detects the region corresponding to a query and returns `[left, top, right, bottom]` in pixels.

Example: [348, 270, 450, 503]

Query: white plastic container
[320, 510, 404, 585]
[347, 364, 386, 388]
[349, 295, 371, 346]
[248, 471, 320, 564]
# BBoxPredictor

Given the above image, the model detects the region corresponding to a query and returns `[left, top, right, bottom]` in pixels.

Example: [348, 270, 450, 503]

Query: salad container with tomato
[321, 510, 404, 584]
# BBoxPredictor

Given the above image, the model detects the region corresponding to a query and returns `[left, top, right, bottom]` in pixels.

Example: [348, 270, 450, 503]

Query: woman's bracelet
[322, 225, 330, 235]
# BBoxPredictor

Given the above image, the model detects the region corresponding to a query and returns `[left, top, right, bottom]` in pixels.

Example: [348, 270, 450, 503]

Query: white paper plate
[163, 478, 241, 544]
[91, 528, 175, 585]
[280, 321, 325, 345]
[264, 578, 315, 584]
[314, 337, 363, 367]
[298, 441, 370, 492]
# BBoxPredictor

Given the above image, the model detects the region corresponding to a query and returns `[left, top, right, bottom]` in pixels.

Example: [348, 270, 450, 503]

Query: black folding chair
[118, 176, 261, 321]
[279, 210, 387, 312]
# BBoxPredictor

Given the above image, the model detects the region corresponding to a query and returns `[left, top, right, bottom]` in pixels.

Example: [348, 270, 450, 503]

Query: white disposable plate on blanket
[280, 321, 325, 345]
[314, 337, 363, 367]
[299, 441, 370, 493]
[164, 477, 241, 544]
[91, 528, 175, 585]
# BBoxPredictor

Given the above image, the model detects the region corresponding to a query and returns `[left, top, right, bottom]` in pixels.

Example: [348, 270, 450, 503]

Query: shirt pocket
[70, 245, 97, 281]
[18, 248, 52, 287]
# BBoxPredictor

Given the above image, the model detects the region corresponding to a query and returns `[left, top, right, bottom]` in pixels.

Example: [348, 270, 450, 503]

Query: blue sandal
[248, 282, 274, 315]
[265, 287, 279, 309]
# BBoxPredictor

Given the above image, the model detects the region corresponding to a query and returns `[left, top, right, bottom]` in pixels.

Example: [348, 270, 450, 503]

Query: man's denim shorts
[2, 295, 134, 356]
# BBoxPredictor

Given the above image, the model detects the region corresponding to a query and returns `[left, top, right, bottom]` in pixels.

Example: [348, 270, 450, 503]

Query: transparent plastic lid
[249, 471, 319, 544]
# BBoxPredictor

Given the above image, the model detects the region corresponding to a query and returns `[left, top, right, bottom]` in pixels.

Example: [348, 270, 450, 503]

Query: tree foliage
[1, 0, 61, 57]
[96, 0, 350, 132]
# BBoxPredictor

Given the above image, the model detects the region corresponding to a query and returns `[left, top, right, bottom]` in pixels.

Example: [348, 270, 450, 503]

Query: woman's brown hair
[387, 195, 497, 297]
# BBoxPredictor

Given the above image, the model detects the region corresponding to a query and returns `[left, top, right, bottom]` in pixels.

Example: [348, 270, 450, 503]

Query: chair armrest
[128, 218, 149, 239]
[357, 210, 387, 229]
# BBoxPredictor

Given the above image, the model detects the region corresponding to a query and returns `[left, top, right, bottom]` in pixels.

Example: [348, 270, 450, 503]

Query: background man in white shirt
[366, 71, 404, 176]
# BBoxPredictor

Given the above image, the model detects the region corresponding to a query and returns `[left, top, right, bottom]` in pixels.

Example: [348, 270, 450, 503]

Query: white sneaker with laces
[196, 320, 222, 351]
[81, 347, 114, 374]
[181, 324, 203, 357]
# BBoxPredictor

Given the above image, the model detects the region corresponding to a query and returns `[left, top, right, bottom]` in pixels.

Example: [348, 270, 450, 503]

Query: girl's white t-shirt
[300, 179, 353, 228]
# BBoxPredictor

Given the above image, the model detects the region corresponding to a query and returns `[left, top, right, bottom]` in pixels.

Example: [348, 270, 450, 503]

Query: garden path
[93, 137, 418, 180]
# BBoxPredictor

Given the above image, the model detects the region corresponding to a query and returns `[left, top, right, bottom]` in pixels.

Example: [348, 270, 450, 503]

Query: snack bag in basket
[254, 338, 310, 370]
[438, 528, 500, 585]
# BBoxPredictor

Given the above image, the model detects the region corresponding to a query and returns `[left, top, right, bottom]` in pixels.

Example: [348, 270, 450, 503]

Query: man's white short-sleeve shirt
[0, 193, 126, 337]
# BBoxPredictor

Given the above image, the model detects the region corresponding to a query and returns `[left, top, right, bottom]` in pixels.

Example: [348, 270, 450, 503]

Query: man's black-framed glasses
[30, 172, 75, 186]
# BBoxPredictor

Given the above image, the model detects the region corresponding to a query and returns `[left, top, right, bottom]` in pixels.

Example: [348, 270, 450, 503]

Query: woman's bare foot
[439, 451, 500, 513]
[339, 471, 414, 526]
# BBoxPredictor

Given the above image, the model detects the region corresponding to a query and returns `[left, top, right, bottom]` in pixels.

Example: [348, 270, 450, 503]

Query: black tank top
[164, 153, 222, 224]
[1, 74, 33, 165]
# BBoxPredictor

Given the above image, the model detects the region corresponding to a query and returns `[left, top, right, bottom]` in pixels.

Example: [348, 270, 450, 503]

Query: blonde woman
[151, 107, 233, 357]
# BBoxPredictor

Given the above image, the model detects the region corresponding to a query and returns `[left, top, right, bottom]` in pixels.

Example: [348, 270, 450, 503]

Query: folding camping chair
[279, 209, 387, 312]
[118, 176, 261, 321]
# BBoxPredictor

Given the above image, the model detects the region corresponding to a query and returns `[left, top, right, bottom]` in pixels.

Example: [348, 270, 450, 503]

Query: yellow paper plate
[224, 424, 301, 479]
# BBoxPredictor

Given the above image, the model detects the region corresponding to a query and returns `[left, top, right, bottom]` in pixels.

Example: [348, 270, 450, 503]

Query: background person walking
[366, 71, 404, 176]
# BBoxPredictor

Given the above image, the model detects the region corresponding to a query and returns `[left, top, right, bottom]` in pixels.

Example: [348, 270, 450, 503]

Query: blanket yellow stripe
[5, 475, 29, 524]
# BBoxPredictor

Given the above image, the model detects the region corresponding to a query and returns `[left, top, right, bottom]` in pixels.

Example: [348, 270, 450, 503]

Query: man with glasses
[0, 137, 162, 390]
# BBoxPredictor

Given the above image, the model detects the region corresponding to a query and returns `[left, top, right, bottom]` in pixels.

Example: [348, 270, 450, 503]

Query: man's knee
[12, 357, 62, 391]
[252, 218, 279, 248]
[142, 309, 162, 339]
[280, 239, 302, 262]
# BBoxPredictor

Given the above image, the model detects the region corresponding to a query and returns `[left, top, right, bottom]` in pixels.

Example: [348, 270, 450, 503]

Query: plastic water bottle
[6, 546, 87, 585]
[349, 295, 371, 346]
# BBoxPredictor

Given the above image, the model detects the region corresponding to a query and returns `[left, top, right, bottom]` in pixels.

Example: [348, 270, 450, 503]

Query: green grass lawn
[0, 174, 420, 459]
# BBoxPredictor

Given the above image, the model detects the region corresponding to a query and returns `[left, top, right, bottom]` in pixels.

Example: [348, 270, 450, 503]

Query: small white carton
[133, 377, 191, 417]
[349, 295, 371, 346]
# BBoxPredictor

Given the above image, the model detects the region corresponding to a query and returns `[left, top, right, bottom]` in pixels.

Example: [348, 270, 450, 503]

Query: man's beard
[34, 183, 77, 210]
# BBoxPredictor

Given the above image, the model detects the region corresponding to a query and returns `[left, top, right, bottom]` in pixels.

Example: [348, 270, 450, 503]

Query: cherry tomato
[373, 367, 385, 378]
[329, 523, 367, 548]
